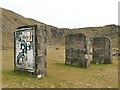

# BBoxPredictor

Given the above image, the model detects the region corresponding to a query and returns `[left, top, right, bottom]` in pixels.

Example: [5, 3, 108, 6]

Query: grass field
[2, 45, 118, 88]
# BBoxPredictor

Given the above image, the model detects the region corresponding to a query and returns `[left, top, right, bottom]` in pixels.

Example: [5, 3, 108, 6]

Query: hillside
[1, 8, 119, 49]
[2, 8, 43, 48]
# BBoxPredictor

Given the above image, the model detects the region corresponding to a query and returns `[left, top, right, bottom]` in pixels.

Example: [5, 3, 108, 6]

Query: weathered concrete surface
[92, 36, 112, 64]
[65, 33, 90, 68]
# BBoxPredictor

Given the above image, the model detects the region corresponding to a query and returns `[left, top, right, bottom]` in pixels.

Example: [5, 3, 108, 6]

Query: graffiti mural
[15, 29, 35, 70]
[14, 25, 47, 77]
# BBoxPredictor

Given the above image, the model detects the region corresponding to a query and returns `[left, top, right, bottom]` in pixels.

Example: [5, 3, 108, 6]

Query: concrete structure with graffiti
[14, 25, 47, 78]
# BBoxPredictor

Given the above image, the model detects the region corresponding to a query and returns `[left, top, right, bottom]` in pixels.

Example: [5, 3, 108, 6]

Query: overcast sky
[0, 0, 119, 28]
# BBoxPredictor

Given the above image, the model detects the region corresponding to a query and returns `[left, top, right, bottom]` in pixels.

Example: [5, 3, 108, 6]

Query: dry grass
[2, 45, 118, 88]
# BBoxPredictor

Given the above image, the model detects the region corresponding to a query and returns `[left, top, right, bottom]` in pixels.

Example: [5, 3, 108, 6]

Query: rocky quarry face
[1, 8, 119, 50]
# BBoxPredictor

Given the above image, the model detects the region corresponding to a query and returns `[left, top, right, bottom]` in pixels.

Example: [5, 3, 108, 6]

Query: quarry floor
[2, 45, 118, 88]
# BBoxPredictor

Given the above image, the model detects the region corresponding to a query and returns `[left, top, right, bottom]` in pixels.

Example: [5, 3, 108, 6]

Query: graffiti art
[15, 30, 35, 70]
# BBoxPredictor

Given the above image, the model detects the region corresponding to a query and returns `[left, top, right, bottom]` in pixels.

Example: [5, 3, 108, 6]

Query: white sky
[0, 0, 119, 28]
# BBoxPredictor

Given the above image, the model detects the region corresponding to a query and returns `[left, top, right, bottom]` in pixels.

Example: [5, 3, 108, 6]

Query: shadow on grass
[2, 69, 35, 79]
[90, 62, 112, 67]
[55, 62, 111, 69]
[55, 62, 88, 69]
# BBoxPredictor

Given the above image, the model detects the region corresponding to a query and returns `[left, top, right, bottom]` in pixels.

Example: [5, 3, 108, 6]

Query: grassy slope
[2, 8, 44, 48]
[2, 45, 118, 88]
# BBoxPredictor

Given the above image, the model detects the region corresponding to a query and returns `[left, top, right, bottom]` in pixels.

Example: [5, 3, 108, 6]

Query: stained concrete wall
[92, 36, 112, 64]
[35, 25, 47, 77]
[65, 33, 90, 68]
